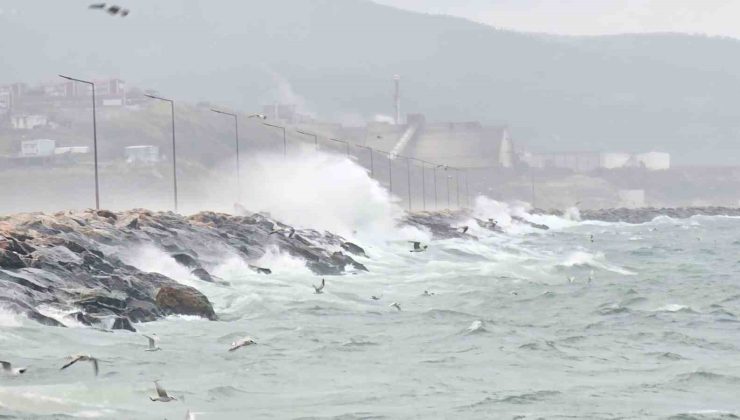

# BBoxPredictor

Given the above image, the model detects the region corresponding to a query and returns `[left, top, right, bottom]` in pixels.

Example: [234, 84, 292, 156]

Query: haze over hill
[2, 0, 740, 164]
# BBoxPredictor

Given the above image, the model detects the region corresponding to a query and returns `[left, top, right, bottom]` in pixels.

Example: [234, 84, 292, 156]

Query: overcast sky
[375, 0, 740, 39]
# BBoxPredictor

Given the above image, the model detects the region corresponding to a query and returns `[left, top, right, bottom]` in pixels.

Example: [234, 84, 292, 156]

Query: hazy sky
[375, 0, 740, 38]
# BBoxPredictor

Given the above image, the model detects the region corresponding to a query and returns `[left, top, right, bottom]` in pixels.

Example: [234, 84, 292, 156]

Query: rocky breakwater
[0, 209, 367, 329]
[575, 207, 740, 223]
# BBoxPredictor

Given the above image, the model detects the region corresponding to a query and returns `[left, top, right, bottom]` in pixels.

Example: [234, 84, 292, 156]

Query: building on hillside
[523, 151, 670, 172]
[392, 116, 512, 168]
[20, 139, 56, 157]
[125, 145, 160, 165]
[11, 114, 48, 130]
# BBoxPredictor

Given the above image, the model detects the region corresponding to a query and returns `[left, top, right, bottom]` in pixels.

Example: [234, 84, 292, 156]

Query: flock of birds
[1, 329, 255, 418]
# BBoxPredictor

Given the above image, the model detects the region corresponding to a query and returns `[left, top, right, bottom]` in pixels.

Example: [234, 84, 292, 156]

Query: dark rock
[111, 316, 136, 332]
[331, 251, 368, 272]
[172, 253, 199, 269]
[191, 267, 215, 282]
[66, 311, 94, 326]
[248, 264, 272, 275]
[96, 210, 118, 220]
[511, 216, 549, 230]
[0, 249, 27, 269]
[75, 294, 127, 315]
[341, 242, 368, 258]
[155, 285, 217, 320]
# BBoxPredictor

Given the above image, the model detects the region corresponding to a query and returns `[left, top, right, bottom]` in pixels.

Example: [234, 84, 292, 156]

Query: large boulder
[155, 285, 217, 320]
[0, 249, 26, 269]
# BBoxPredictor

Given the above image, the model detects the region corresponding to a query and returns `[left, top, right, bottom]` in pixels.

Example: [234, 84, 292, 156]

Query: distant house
[11, 114, 48, 130]
[20, 139, 56, 157]
[125, 145, 160, 164]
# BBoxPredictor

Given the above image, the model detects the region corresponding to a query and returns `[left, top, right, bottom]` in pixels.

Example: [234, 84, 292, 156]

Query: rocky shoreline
[571, 207, 740, 223]
[0, 209, 368, 330]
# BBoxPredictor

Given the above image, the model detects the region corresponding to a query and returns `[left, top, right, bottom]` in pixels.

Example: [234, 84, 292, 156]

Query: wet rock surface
[0, 209, 368, 327]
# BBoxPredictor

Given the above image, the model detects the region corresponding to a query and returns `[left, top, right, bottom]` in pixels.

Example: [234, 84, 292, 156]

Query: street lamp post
[446, 173, 451, 210]
[357, 145, 374, 178]
[404, 156, 412, 211]
[329, 138, 350, 158]
[456, 168, 461, 209]
[211, 109, 241, 204]
[297, 130, 318, 151]
[59, 75, 99, 209]
[145, 94, 178, 212]
[465, 169, 470, 208]
[263, 122, 287, 158]
[411, 158, 426, 211]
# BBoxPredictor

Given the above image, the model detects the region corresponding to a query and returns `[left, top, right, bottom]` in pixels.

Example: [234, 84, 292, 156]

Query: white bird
[185, 410, 196, 420]
[370, 294, 382, 301]
[0, 360, 27, 375]
[60, 354, 99, 376]
[390, 302, 402, 311]
[144, 334, 161, 351]
[313, 278, 325, 294]
[409, 241, 428, 253]
[422, 290, 436, 296]
[568, 276, 576, 284]
[229, 337, 257, 352]
[149, 380, 177, 402]
[458, 226, 469, 234]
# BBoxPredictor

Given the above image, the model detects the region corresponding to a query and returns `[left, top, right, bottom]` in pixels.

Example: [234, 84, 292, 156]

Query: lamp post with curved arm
[59, 75, 99, 209]
[145, 93, 178, 212]
[297, 130, 318, 151]
[262, 122, 287, 158]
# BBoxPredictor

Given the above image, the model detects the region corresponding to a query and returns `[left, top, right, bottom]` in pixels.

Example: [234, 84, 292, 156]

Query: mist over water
[1, 150, 740, 419]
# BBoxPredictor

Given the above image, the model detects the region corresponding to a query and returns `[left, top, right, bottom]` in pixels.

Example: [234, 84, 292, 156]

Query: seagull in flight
[313, 278, 325, 294]
[229, 337, 257, 352]
[458, 226, 469, 234]
[0, 361, 27, 376]
[390, 302, 402, 311]
[422, 290, 436, 296]
[88, 3, 106, 9]
[61, 354, 99, 376]
[409, 241, 428, 253]
[150, 380, 177, 402]
[370, 294, 382, 301]
[144, 334, 161, 352]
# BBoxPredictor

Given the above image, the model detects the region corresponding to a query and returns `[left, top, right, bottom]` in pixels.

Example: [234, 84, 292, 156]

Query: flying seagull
[61, 354, 99, 376]
[409, 241, 428, 253]
[370, 294, 382, 301]
[313, 278, 325, 294]
[144, 334, 161, 352]
[390, 302, 402, 311]
[150, 380, 177, 402]
[0, 361, 27, 375]
[229, 337, 257, 352]
[88, 3, 106, 9]
[458, 226, 469, 234]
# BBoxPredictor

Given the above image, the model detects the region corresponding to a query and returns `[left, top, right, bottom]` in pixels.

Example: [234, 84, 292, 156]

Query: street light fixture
[297, 130, 318, 151]
[144, 94, 178, 212]
[59, 75, 99, 210]
[409, 157, 427, 211]
[329, 138, 350, 158]
[210, 108, 242, 204]
[262, 122, 287, 158]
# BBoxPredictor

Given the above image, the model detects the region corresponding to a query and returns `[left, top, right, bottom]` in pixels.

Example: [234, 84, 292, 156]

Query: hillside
[2, 0, 740, 164]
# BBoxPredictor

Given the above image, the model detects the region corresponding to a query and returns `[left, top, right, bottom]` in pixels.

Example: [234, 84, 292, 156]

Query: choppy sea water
[2, 212, 740, 419]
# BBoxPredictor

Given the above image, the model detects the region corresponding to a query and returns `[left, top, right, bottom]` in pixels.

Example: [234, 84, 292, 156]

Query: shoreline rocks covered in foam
[0, 209, 368, 328]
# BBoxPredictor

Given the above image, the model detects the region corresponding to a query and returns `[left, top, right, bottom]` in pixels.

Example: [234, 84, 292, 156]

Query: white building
[125, 145, 160, 164]
[20, 139, 56, 157]
[11, 114, 48, 130]
[633, 152, 670, 170]
[599, 152, 632, 169]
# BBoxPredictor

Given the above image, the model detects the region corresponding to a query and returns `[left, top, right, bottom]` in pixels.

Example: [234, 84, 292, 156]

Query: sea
[1, 155, 739, 419]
